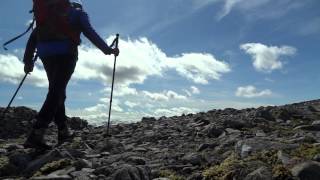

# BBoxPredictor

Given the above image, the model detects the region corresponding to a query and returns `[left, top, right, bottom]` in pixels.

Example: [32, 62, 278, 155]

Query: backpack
[33, 0, 81, 45]
[3, 0, 81, 50]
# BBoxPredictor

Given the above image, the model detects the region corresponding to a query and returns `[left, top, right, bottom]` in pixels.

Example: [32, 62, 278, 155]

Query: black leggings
[33, 54, 77, 129]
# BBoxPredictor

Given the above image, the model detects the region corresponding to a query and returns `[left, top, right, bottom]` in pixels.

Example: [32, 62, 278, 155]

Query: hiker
[23, 0, 119, 149]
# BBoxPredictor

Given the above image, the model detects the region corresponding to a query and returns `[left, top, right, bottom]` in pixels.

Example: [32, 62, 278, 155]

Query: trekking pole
[106, 34, 119, 137]
[1, 54, 38, 118]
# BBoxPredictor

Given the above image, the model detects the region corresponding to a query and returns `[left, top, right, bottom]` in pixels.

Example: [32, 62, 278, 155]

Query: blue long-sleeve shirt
[23, 5, 113, 64]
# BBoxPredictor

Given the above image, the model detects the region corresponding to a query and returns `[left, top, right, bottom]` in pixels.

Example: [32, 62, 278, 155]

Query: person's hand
[112, 48, 119, 56]
[24, 63, 34, 74]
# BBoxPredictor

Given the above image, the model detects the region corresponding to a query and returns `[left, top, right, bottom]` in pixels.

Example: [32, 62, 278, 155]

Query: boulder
[112, 164, 151, 180]
[291, 161, 320, 180]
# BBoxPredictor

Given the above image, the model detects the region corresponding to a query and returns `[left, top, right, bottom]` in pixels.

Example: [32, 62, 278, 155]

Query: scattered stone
[244, 166, 272, 180]
[30, 174, 72, 180]
[181, 153, 204, 166]
[291, 161, 320, 179]
[294, 124, 320, 131]
[204, 125, 224, 138]
[112, 164, 151, 180]
[313, 154, 320, 162]
[2, 99, 320, 179]
[127, 156, 146, 165]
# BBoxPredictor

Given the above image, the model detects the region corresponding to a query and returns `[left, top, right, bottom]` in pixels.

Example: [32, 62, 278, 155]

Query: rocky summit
[1, 100, 320, 180]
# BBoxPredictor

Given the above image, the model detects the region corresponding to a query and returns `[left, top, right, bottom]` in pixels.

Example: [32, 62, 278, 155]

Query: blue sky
[0, 0, 319, 125]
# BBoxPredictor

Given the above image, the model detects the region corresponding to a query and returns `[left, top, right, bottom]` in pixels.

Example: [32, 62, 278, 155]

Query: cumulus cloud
[142, 90, 187, 101]
[154, 107, 199, 117]
[240, 43, 296, 73]
[0, 54, 47, 87]
[74, 37, 230, 86]
[191, 86, 200, 94]
[0, 37, 230, 88]
[235, 85, 272, 98]
[124, 101, 140, 108]
[166, 53, 230, 84]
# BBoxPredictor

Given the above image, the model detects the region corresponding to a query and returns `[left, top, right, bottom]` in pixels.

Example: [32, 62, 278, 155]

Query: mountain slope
[1, 99, 320, 179]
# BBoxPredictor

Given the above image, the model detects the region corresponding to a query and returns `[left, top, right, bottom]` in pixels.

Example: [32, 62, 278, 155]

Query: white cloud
[235, 85, 272, 98]
[142, 90, 187, 101]
[191, 86, 200, 94]
[0, 37, 230, 88]
[240, 43, 296, 73]
[166, 53, 230, 84]
[184, 89, 192, 97]
[102, 85, 138, 97]
[154, 107, 199, 117]
[217, 0, 243, 20]
[124, 101, 139, 108]
[195, 0, 305, 21]
[0, 54, 47, 87]
[74, 37, 230, 86]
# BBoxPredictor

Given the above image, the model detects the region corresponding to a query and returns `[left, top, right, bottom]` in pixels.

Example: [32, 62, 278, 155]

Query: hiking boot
[24, 128, 52, 150]
[58, 126, 74, 145]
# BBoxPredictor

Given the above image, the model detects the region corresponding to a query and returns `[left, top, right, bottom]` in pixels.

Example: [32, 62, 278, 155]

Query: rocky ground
[1, 100, 320, 180]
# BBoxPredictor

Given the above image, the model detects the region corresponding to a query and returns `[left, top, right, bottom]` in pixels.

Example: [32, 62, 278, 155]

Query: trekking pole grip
[110, 34, 119, 48]
[115, 34, 119, 48]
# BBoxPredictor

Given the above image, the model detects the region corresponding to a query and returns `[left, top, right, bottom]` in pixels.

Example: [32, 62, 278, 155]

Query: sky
[0, 0, 319, 125]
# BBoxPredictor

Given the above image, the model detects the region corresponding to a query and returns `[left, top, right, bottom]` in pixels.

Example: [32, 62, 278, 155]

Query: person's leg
[24, 57, 57, 149]
[25, 55, 77, 148]
[33, 57, 59, 129]
[52, 55, 77, 143]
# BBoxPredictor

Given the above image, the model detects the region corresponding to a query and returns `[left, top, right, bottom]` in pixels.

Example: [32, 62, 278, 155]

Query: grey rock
[244, 166, 272, 180]
[277, 150, 291, 165]
[294, 124, 320, 131]
[112, 164, 151, 180]
[223, 119, 249, 130]
[141, 117, 156, 124]
[197, 143, 218, 152]
[313, 154, 320, 162]
[31, 174, 72, 180]
[235, 138, 295, 159]
[186, 173, 203, 180]
[70, 170, 91, 180]
[74, 159, 93, 170]
[204, 125, 224, 138]
[93, 166, 113, 176]
[291, 161, 320, 180]
[0, 148, 7, 154]
[225, 128, 241, 134]
[23, 149, 63, 176]
[181, 153, 204, 166]
[312, 120, 320, 125]
[96, 138, 125, 153]
[127, 156, 147, 165]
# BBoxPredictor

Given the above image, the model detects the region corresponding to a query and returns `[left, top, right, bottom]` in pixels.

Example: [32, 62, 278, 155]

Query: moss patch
[247, 149, 279, 165]
[272, 164, 293, 179]
[290, 143, 320, 159]
[159, 170, 184, 180]
[202, 153, 247, 179]
[33, 159, 71, 177]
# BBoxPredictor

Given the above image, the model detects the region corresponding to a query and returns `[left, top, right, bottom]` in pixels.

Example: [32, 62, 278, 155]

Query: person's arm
[23, 28, 37, 73]
[78, 10, 116, 55]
